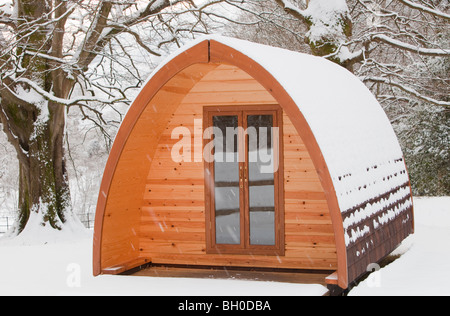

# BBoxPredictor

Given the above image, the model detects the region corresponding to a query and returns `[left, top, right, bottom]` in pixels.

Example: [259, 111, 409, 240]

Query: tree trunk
[304, 0, 354, 72]
[16, 113, 69, 233]
[1, 0, 72, 235]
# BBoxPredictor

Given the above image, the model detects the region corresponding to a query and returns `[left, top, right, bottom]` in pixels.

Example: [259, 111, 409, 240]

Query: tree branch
[76, 0, 114, 69]
[75, 0, 187, 70]
[397, 0, 450, 20]
[13, 77, 126, 107]
[363, 76, 450, 107]
[112, 27, 162, 56]
[371, 34, 450, 57]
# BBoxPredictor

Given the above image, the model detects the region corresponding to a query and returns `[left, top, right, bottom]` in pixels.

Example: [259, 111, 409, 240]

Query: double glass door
[204, 106, 284, 255]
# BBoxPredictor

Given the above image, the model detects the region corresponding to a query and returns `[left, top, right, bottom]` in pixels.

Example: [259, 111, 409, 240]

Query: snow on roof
[149, 35, 413, 250]
[212, 37, 408, 194]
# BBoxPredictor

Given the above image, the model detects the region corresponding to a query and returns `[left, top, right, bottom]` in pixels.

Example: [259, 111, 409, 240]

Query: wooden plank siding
[97, 60, 217, 272]
[139, 64, 337, 271]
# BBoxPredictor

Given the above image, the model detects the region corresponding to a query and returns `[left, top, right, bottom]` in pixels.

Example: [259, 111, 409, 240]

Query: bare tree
[0, 0, 234, 235]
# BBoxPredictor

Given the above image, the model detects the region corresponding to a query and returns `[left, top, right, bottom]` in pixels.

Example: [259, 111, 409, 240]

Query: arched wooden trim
[209, 40, 349, 289]
[93, 41, 210, 276]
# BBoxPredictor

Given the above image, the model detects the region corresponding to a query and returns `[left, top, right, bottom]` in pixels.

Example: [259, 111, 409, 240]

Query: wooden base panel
[131, 263, 333, 287]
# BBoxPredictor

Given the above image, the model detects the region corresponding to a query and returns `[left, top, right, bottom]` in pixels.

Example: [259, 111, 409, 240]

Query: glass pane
[213, 115, 240, 245]
[247, 115, 276, 246]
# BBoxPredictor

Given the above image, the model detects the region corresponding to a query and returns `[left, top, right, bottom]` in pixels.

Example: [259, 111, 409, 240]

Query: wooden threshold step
[131, 264, 332, 286]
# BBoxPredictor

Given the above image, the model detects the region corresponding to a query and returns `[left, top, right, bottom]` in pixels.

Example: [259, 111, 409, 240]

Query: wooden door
[204, 105, 284, 256]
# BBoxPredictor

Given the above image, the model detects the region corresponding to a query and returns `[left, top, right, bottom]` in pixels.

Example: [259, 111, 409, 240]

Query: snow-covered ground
[350, 196, 450, 296]
[0, 197, 448, 296]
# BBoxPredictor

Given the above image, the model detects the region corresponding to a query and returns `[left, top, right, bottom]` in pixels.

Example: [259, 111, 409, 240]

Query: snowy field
[0, 196, 448, 296]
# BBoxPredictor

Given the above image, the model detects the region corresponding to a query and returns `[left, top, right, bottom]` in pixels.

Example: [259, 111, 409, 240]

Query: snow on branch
[274, 0, 309, 24]
[14, 78, 126, 107]
[372, 34, 450, 57]
[23, 51, 68, 65]
[397, 0, 450, 20]
[364, 76, 450, 107]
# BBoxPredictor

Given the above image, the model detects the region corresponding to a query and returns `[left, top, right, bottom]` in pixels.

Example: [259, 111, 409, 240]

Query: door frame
[203, 105, 285, 256]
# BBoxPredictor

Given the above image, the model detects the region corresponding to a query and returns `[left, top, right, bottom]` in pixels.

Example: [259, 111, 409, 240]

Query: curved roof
[160, 35, 413, 238]
[207, 36, 414, 283]
[94, 36, 414, 288]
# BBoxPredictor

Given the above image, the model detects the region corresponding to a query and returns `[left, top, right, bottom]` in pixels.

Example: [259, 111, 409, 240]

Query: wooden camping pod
[93, 37, 414, 291]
